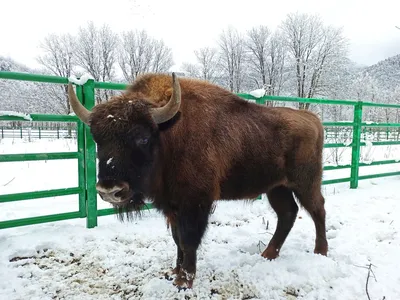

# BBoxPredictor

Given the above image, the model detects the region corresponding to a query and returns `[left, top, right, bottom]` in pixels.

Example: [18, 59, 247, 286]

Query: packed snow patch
[1, 179, 399, 299]
[361, 140, 374, 164]
[0, 110, 32, 121]
[68, 74, 95, 85]
[249, 88, 266, 98]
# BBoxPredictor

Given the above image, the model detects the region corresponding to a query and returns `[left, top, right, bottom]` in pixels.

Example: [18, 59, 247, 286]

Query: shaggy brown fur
[80, 73, 328, 289]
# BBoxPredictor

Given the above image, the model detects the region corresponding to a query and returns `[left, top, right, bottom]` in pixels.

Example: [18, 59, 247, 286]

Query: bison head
[68, 73, 181, 217]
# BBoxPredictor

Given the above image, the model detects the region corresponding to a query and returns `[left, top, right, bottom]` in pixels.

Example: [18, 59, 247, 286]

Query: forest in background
[1, 12, 399, 123]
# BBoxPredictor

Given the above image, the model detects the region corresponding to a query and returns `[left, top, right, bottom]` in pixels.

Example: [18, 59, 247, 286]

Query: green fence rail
[1, 71, 400, 230]
[2, 126, 398, 142]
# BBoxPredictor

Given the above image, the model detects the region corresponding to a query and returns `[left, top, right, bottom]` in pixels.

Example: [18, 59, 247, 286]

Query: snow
[0, 138, 399, 300]
[343, 139, 352, 147]
[249, 88, 266, 98]
[361, 140, 374, 164]
[107, 115, 117, 122]
[0, 110, 32, 121]
[68, 74, 95, 85]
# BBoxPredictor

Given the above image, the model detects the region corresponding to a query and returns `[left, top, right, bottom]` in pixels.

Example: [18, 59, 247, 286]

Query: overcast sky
[1, 0, 399, 71]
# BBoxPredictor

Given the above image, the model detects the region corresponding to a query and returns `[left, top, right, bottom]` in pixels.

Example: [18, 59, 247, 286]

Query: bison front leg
[170, 222, 183, 275]
[173, 204, 211, 289]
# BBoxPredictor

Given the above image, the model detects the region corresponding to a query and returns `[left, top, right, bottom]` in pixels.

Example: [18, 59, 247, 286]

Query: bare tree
[351, 72, 381, 121]
[181, 47, 221, 83]
[246, 25, 271, 88]
[194, 47, 220, 82]
[37, 33, 77, 114]
[280, 12, 348, 109]
[76, 22, 118, 81]
[118, 29, 173, 82]
[119, 30, 153, 81]
[218, 27, 248, 92]
[151, 39, 174, 73]
[267, 32, 288, 96]
[98, 25, 119, 83]
[181, 62, 201, 78]
[75, 22, 119, 103]
[37, 33, 76, 79]
[246, 26, 288, 105]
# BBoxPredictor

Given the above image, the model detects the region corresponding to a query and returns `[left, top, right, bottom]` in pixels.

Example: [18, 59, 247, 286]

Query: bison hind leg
[261, 185, 298, 260]
[293, 186, 328, 256]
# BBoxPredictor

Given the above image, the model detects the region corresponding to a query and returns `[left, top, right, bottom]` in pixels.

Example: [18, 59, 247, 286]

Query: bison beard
[113, 192, 148, 222]
[67, 72, 328, 289]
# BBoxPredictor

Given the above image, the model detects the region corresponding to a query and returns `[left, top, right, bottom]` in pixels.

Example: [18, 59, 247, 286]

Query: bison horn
[68, 83, 91, 125]
[150, 72, 181, 124]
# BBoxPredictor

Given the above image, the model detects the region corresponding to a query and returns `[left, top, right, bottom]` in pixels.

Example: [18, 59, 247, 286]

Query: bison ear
[149, 73, 181, 124]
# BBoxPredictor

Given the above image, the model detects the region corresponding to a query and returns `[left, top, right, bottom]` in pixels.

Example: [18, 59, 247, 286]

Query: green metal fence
[1, 71, 400, 230]
[0, 126, 77, 139]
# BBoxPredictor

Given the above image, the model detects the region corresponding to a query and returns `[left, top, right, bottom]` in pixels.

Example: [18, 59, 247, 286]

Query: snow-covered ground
[0, 138, 399, 299]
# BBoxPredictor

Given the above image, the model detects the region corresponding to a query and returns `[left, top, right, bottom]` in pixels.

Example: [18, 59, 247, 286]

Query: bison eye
[137, 138, 149, 145]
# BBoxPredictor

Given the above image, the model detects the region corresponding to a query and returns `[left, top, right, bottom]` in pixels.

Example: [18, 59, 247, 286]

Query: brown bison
[67, 73, 328, 289]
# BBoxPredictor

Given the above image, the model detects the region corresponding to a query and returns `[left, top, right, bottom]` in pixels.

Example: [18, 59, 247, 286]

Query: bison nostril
[111, 187, 123, 197]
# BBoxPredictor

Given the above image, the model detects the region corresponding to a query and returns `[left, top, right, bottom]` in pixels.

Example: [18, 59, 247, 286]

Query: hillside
[364, 54, 400, 95]
[0, 56, 32, 73]
[0, 56, 66, 115]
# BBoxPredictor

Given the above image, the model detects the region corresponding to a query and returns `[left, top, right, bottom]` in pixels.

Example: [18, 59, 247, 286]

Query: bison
[67, 73, 328, 289]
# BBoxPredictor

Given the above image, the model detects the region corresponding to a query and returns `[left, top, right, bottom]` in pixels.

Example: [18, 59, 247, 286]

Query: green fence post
[83, 79, 98, 228]
[256, 96, 267, 200]
[350, 101, 363, 189]
[76, 85, 86, 218]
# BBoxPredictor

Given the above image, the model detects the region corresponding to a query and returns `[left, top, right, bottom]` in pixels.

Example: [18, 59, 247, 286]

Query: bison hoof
[173, 269, 195, 289]
[171, 266, 180, 275]
[314, 246, 328, 256]
[261, 247, 279, 260]
[163, 266, 180, 281]
[314, 240, 328, 256]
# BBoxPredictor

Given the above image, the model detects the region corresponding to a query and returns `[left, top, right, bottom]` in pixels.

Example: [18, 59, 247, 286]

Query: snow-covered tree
[76, 22, 118, 82]
[75, 22, 119, 103]
[36, 33, 78, 113]
[118, 29, 173, 82]
[245, 26, 288, 105]
[0, 56, 65, 115]
[181, 62, 201, 78]
[37, 33, 77, 79]
[280, 12, 349, 109]
[218, 26, 248, 92]
[194, 47, 220, 83]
